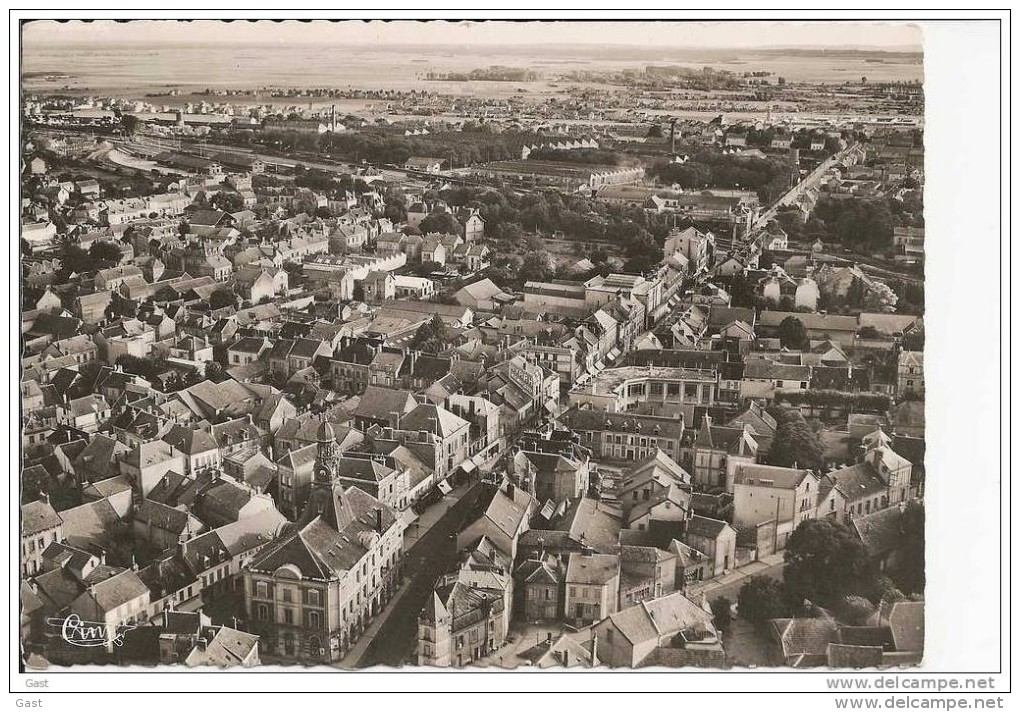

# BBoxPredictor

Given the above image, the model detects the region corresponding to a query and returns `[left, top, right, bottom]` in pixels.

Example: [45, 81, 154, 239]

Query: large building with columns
[567, 365, 718, 424]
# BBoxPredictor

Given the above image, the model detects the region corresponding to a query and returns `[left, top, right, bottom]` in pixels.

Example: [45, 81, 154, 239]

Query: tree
[210, 191, 244, 214]
[89, 240, 123, 264]
[122, 114, 140, 136]
[777, 315, 809, 350]
[115, 354, 163, 381]
[419, 210, 462, 236]
[862, 282, 899, 312]
[784, 518, 870, 607]
[738, 577, 789, 624]
[710, 596, 733, 631]
[767, 409, 824, 470]
[410, 314, 448, 354]
[208, 289, 237, 310]
[519, 250, 554, 284]
[646, 124, 664, 139]
[893, 501, 925, 594]
[837, 595, 877, 625]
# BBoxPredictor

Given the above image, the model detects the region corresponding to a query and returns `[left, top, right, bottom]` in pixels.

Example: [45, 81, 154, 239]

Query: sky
[22, 20, 922, 51]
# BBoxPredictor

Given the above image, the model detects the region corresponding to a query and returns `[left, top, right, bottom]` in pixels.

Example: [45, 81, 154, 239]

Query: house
[769, 617, 840, 667]
[369, 402, 472, 482]
[663, 226, 714, 273]
[417, 567, 509, 667]
[683, 515, 737, 578]
[564, 553, 620, 625]
[557, 410, 685, 464]
[513, 555, 563, 623]
[421, 238, 447, 266]
[512, 449, 590, 506]
[757, 311, 858, 347]
[453, 278, 512, 313]
[456, 481, 537, 561]
[350, 385, 418, 430]
[361, 270, 395, 304]
[69, 570, 152, 652]
[618, 543, 677, 610]
[22, 499, 64, 577]
[57, 394, 112, 434]
[691, 415, 759, 491]
[618, 450, 692, 522]
[897, 351, 924, 398]
[591, 591, 723, 668]
[817, 461, 891, 523]
[161, 424, 221, 474]
[732, 464, 820, 549]
[184, 626, 261, 667]
[405, 156, 446, 174]
[455, 208, 486, 242]
[226, 336, 273, 367]
[121, 441, 188, 498]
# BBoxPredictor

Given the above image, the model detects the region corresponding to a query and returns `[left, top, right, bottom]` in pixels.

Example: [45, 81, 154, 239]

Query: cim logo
[46, 614, 136, 648]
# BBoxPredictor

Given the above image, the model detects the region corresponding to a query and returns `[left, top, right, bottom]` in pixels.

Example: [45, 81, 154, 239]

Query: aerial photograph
[19, 19, 926, 671]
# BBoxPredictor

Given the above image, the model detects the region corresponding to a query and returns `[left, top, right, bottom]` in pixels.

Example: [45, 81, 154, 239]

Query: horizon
[21, 19, 923, 52]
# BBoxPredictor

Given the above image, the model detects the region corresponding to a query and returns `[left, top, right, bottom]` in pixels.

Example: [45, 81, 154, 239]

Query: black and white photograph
[9, 9, 1009, 705]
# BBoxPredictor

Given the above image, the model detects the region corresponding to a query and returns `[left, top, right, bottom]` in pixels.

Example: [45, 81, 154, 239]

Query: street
[337, 479, 489, 668]
[686, 554, 786, 604]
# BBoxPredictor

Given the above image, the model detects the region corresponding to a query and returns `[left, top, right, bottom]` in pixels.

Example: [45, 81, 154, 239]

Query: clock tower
[314, 419, 340, 485]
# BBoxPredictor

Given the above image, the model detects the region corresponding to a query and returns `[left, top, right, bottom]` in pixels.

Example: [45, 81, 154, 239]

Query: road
[338, 480, 489, 669]
[749, 143, 863, 236]
[686, 555, 786, 604]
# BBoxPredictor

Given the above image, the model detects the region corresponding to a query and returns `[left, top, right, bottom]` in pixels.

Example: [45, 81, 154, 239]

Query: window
[684, 384, 698, 399]
[308, 611, 321, 628]
[283, 609, 293, 625]
[308, 589, 321, 606]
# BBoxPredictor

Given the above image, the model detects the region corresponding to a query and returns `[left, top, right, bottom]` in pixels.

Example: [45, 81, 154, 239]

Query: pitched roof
[22, 499, 62, 536]
[772, 617, 840, 659]
[565, 553, 619, 586]
[734, 464, 814, 490]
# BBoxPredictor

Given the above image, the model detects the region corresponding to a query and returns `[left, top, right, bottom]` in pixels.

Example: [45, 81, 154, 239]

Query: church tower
[315, 418, 340, 485]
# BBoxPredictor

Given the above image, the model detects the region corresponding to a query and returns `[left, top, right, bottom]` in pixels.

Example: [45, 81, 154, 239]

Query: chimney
[375, 507, 384, 534]
[505, 481, 515, 501]
[591, 631, 598, 668]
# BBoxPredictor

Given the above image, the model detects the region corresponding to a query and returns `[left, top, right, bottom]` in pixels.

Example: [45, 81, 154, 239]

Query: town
[20, 43, 925, 670]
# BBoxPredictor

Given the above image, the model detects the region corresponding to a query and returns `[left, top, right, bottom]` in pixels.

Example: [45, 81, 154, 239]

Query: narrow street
[685, 554, 786, 604]
[337, 479, 489, 669]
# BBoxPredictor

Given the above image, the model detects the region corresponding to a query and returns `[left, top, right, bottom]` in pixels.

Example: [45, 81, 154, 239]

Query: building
[22, 499, 63, 577]
[897, 351, 924, 398]
[683, 515, 737, 578]
[567, 365, 718, 424]
[557, 409, 685, 463]
[417, 569, 508, 667]
[564, 553, 620, 625]
[691, 415, 759, 491]
[243, 425, 404, 663]
[732, 464, 820, 549]
[472, 160, 643, 193]
[591, 591, 723, 668]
